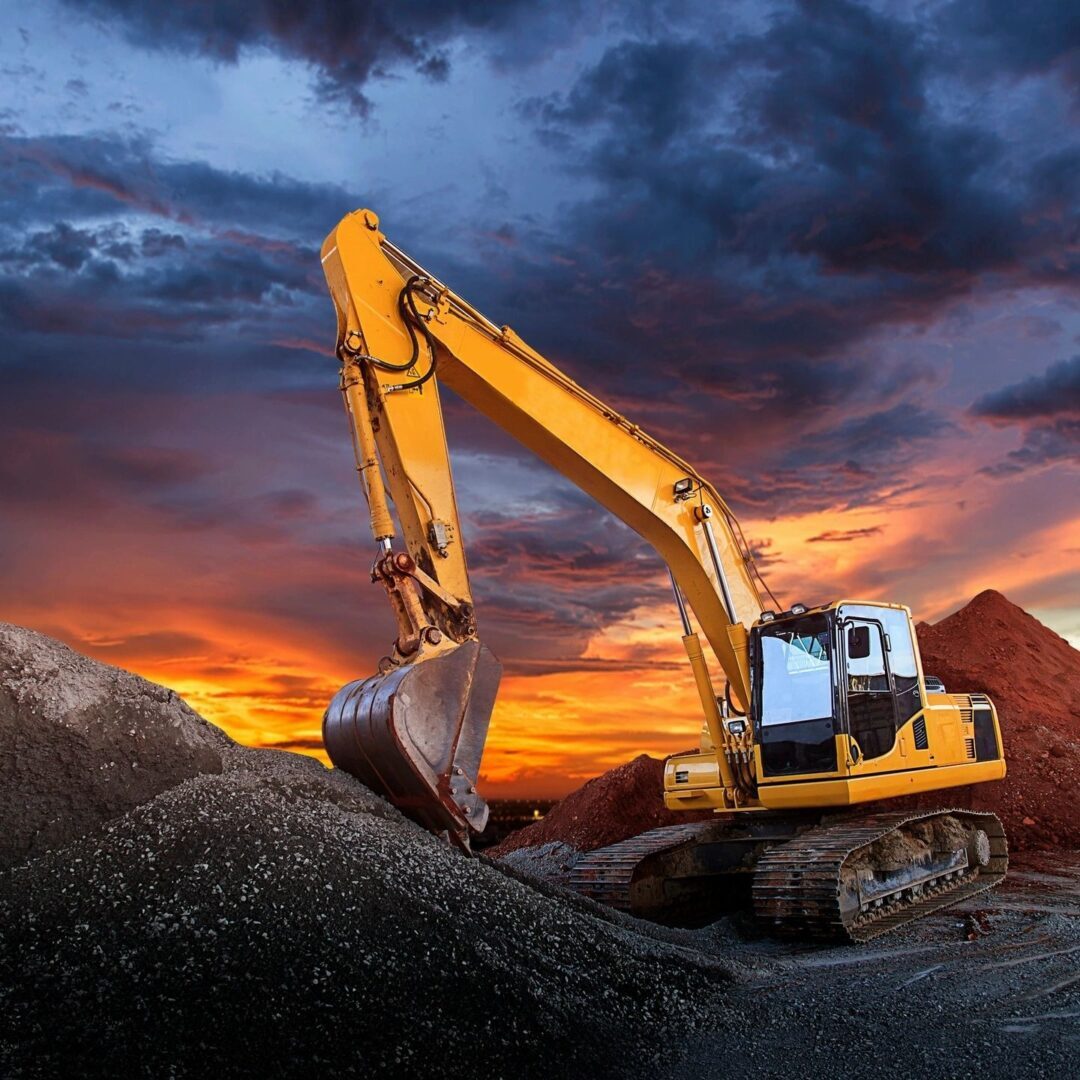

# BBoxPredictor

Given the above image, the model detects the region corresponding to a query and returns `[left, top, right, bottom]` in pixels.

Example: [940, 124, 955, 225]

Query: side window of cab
[879, 607, 920, 724]
[840, 604, 921, 759]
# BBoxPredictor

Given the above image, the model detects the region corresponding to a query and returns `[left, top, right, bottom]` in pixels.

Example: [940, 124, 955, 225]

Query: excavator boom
[320, 209, 766, 844]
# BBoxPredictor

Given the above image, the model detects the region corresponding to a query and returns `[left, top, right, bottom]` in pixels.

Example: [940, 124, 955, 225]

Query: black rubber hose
[724, 679, 747, 717]
[386, 279, 438, 392]
[354, 276, 438, 390]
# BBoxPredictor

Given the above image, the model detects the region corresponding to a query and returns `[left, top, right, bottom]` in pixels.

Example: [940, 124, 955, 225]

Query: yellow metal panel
[755, 758, 1007, 810]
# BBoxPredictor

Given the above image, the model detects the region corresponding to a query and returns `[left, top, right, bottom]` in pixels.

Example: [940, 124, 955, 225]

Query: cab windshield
[758, 614, 834, 726]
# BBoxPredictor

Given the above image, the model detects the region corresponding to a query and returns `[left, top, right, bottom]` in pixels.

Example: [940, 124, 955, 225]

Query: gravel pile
[0, 627, 733, 1079]
[0, 622, 228, 865]
[498, 839, 583, 886]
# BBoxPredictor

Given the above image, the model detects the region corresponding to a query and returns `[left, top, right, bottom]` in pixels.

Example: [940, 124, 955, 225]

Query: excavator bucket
[323, 641, 501, 847]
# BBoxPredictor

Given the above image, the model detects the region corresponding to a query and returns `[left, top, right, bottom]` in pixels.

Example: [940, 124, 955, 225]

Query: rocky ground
[690, 851, 1080, 1077]
[1, 599, 1079, 1078]
[0, 624, 733, 1078]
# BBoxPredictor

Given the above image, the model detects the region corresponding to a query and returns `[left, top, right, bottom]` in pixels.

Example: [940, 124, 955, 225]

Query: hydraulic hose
[339, 276, 439, 393]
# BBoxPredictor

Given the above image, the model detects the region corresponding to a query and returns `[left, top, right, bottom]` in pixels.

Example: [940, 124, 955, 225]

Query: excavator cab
[751, 601, 925, 777]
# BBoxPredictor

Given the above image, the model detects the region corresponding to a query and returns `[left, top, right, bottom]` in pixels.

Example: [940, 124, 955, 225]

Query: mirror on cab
[847, 624, 872, 659]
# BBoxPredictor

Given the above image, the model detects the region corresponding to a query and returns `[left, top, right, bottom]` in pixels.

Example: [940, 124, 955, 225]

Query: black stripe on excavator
[758, 762, 938, 786]
[973, 707, 1000, 761]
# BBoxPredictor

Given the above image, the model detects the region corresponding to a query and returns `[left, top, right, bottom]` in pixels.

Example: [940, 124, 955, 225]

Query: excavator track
[566, 809, 1007, 942]
[568, 822, 718, 910]
[752, 808, 1008, 943]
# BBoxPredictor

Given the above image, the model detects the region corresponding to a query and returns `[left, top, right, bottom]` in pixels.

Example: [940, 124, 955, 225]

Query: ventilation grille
[913, 716, 929, 750]
[959, 696, 974, 724]
[964, 737, 976, 760]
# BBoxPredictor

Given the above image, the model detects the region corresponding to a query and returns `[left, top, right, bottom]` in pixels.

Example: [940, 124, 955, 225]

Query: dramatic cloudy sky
[2, 1, 1077, 796]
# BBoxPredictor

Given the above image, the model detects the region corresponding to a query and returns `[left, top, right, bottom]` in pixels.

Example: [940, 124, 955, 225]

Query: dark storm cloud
[802, 404, 953, 463]
[528, 39, 714, 147]
[63, 0, 578, 114]
[494, 0, 1077, 512]
[0, 427, 196, 511]
[807, 527, 884, 543]
[450, 483, 674, 660]
[0, 132, 337, 383]
[972, 355, 1080, 421]
[977, 423, 1080, 477]
[943, 0, 1080, 82]
[90, 446, 213, 489]
[972, 356, 1080, 476]
[0, 133, 352, 237]
[0, 241, 317, 343]
[79, 630, 217, 661]
[528, 0, 1074, 306]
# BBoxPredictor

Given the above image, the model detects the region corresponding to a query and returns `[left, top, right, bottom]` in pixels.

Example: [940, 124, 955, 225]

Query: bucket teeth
[323, 641, 502, 848]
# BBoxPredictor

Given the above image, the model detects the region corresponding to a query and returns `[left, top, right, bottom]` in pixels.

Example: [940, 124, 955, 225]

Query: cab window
[841, 603, 921, 729]
[755, 614, 838, 776]
[760, 624, 833, 725]
[844, 619, 896, 759]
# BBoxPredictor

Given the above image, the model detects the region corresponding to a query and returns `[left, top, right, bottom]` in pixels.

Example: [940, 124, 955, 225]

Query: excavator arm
[320, 209, 768, 845]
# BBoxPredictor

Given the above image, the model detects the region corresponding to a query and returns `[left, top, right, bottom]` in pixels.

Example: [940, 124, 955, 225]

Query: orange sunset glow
[5, 426, 1076, 799]
[3, 0, 1077, 800]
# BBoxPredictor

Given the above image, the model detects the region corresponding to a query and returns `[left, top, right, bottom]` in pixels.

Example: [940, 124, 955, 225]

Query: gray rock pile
[0, 625, 731, 1078]
[0, 623, 228, 865]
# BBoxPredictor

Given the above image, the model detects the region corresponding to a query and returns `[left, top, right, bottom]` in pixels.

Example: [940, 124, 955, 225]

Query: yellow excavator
[319, 209, 1008, 942]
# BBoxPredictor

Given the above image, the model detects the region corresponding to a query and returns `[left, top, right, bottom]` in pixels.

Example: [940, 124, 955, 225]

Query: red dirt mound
[491, 754, 711, 856]
[908, 589, 1080, 851]
[495, 591, 1080, 858]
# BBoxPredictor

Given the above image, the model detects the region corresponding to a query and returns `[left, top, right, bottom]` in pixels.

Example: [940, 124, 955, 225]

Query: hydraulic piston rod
[341, 357, 395, 547]
[670, 569, 737, 803]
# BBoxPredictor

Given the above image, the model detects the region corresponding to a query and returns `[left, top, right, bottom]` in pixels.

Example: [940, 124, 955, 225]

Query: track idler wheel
[323, 640, 501, 848]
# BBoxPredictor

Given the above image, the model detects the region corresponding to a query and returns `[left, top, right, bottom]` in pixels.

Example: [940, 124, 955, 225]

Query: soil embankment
[911, 589, 1080, 849]
[494, 753, 712, 857]
[0, 623, 731, 1078]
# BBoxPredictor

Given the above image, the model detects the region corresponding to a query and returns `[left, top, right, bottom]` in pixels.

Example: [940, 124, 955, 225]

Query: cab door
[754, 613, 841, 777]
[842, 618, 899, 761]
